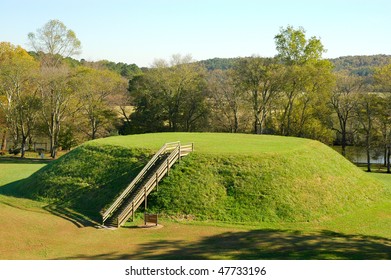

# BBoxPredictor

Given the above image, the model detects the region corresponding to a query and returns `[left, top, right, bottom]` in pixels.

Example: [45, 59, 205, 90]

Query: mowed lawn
[91, 132, 311, 155]
[0, 159, 390, 260]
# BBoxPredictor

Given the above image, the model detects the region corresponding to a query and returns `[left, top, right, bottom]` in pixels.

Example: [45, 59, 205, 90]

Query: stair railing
[101, 141, 180, 224]
[116, 143, 193, 227]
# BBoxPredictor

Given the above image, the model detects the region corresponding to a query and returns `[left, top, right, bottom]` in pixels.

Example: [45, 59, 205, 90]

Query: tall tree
[274, 25, 325, 66]
[374, 63, 391, 171]
[355, 93, 382, 172]
[28, 20, 82, 158]
[38, 66, 75, 158]
[28, 19, 81, 67]
[207, 69, 246, 133]
[0, 42, 40, 157]
[274, 26, 330, 136]
[330, 72, 363, 157]
[129, 54, 208, 133]
[233, 57, 283, 134]
[72, 67, 127, 139]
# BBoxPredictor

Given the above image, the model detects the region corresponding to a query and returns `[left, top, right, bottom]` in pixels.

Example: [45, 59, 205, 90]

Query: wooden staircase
[101, 141, 193, 228]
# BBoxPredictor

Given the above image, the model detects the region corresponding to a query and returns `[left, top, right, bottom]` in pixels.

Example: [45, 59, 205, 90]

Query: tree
[0, 42, 40, 157]
[274, 25, 325, 66]
[129, 54, 208, 133]
[330, 72, 363, 157]
[207, 69, 246, 133]
[374, 63, 391, 171]
[274, 26, 331, 136]
[233, 57, 283, 134]
[28, 19, 81, 67]
[38, 65, 75, 158]
[355, 93, 382, 172]
[72, 67, 127, 140]
[28, 20, 82, 158]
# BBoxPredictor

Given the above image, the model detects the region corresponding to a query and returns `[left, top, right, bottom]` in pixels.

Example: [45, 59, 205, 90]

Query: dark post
[132, 201, 135, 221]
[144, 186, 147, 209]
[156, 173, 159, 191]
[387, 145, 391, 173]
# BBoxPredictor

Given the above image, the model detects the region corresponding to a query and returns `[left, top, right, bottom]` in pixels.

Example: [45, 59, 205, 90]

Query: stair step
[102, 142, 193, 228]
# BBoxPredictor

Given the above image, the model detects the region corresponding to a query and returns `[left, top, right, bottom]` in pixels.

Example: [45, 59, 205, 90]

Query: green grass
[0, 159, 46, 186]
[91, 132, 310, 155]
[1, 133, 386, 224]
[0, 146, 390, 260]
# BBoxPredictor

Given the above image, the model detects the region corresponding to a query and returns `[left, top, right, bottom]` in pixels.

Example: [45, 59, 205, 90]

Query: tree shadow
[43, 204, 99, 228]
[53, 228, 391, 260]
[0, 178, 98, 228]
[1, 146, 151, 228]
[0, 156, 53, 164]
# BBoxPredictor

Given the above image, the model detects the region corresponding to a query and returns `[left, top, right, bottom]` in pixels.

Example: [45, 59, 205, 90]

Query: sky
[1, 0, 390, 67]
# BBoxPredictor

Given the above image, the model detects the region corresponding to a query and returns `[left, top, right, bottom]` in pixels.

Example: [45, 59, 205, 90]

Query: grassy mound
[10, 133, 385, 223]
[7, 144, 151, 220]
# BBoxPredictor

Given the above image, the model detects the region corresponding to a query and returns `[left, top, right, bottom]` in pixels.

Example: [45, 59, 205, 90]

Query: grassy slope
[2, 132, 385, 224]
[0, 144, 152, 220]
[149, 140, 384, 222]
[0, 145, 390, 260]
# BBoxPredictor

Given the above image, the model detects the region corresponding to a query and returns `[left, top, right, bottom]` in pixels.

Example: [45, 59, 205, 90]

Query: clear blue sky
[1, 0, 390, 66]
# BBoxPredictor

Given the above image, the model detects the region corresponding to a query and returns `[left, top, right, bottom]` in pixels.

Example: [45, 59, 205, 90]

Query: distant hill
[198, 55, 391, 75]
[329, 55, 391, 76]
[198, 57, 243, 71]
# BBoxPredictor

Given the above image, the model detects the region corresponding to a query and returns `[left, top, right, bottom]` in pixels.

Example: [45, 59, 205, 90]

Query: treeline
[200, 54, 391, 76]
[2, 20, 391, 171]
[0, 20, 134, 158]
[126, 27, 391, 171]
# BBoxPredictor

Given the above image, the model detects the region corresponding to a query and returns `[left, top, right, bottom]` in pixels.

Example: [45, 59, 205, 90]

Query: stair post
[132, 201, 135, 221]
[144, 186, 147, 210]
[156, 173, 159, 191]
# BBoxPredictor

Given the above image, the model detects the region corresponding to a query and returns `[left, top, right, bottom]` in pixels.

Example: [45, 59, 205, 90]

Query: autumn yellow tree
[0, 42, 40, 157]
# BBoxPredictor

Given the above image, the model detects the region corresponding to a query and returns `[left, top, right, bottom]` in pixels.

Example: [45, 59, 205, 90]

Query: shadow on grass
[0, 156, 53, 164]
[0, 177, 99, 228]
[43, 205, 99, 228]
[54, 229, 391, 260]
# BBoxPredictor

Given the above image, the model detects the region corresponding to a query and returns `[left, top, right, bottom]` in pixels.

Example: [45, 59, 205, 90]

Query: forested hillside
[199, 54, 391, 74]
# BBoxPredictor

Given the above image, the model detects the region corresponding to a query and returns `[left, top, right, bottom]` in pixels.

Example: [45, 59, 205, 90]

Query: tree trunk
[387, 146, 391, 174]
[20, 136, 27, 158]
[366, 146, 371, 172]
[341, 129, 347, 157]
[1, 129, 7, 152]
[233, 112, 239, 133]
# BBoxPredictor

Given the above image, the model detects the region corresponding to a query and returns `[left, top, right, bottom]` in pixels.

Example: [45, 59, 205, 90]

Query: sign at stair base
[144, 213, 158, 226]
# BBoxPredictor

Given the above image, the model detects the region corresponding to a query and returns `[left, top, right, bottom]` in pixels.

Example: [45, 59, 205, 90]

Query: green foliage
[274, 25, 325, 65]
[129, 56, 208, 133]
[331, 55, 391, 75]
[374, 63, 391, 91]
[28, 19, 81, 67]
[199, 57, 242, 71]
[95, 60, 142, 79]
